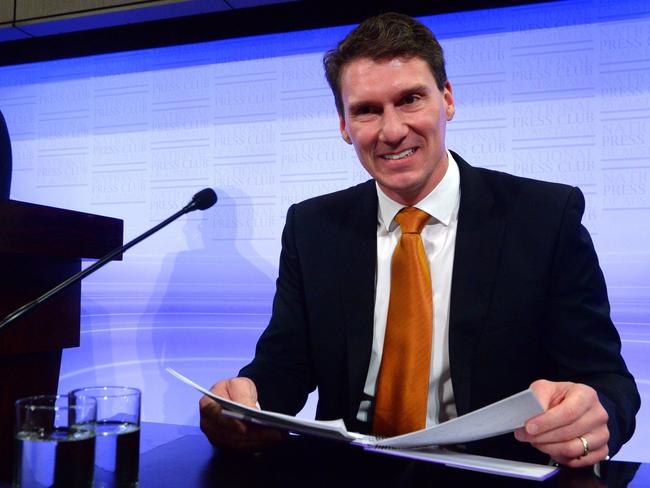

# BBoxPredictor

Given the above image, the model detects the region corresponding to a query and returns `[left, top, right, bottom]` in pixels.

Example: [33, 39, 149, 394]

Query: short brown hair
[323, 12, 448, 115]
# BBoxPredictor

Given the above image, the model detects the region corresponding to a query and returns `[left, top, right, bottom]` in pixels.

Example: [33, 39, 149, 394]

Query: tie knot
[395, 207, 430, 234]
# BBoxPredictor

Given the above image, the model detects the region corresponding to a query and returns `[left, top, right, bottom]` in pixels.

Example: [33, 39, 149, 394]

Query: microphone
[0, 188, 218, 331]
[184, 187, 217, 212]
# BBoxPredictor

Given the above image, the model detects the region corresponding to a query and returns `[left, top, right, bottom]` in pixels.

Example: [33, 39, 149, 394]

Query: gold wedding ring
[579, 435, 590, 457]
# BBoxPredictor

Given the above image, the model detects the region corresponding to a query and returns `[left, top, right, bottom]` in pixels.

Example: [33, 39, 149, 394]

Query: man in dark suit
[200, 13, 639, 466]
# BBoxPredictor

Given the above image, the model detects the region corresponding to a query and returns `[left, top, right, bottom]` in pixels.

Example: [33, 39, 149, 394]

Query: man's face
[338, 56, 455, 205]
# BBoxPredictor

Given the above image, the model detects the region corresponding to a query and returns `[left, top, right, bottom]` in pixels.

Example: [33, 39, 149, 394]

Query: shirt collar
[376, 149, 460, 232]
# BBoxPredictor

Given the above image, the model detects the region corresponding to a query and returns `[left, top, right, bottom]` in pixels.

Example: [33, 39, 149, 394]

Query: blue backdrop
[1, 0, 648, 461]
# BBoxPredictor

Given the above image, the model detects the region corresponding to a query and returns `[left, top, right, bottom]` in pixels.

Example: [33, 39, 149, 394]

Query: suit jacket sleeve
[543, 187, 639, 457]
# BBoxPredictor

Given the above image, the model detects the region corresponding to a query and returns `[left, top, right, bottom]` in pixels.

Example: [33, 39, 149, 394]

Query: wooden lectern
[0, 199, 123, 481]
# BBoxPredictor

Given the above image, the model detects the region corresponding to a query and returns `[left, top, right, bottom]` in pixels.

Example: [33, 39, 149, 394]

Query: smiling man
[338, 56, 453, 206]
[200, 13, 639, 467]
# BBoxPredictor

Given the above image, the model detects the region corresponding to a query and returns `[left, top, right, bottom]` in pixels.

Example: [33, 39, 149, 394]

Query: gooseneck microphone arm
[0, 188, 217, 332]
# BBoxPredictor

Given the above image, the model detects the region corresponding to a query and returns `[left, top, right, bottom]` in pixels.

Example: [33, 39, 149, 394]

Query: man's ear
[339, 115, 352, 144]
[443, 80, 455, 121]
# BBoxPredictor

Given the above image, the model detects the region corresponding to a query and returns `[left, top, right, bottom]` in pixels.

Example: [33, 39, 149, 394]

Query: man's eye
[403, 94, 420, 104]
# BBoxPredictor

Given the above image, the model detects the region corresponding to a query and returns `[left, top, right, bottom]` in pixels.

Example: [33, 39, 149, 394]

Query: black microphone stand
[0, 188, 217, 331]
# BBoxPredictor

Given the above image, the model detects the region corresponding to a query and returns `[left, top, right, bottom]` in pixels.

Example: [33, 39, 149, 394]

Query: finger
[199, 391, 249, 446]
[200, 404, 247, 443]
[528, 379, 573, 410]
[533, 429, 608, 460]
[199, 392, 220, 411]
[562, 444, 609, 468]
[199, 378, 282, 452]
[203, 414, 286, 452]
[515, 402, 607, 444]
[525, 385, 597, 436]
[218, 377, 258, 408]
[199, 394, 223, 432]
[552, 442, 609, 468]
[530, 427, 609, 465]
[200, 378, 256, 429]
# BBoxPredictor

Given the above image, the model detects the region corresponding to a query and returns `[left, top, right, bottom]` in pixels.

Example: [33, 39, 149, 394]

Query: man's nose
[379, 107, 408, 144]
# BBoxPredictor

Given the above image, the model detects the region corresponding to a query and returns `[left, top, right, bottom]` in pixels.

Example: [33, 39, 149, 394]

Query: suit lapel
[449, 153, 507, 415]
[336, 180, 377, 426]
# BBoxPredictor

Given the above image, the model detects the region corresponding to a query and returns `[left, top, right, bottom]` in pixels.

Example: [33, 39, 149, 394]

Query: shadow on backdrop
[139, 187, 275, 424]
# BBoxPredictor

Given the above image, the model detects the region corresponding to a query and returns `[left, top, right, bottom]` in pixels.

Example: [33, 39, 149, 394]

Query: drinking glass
[71, 386, 141, 488]
[14, 394, 97, 487]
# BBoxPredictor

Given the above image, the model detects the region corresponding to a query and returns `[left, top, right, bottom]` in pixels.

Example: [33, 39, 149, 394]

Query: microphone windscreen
[192, 188, 218, 210]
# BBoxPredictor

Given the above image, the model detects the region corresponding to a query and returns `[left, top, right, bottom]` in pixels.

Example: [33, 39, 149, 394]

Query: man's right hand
[199, 377, 286, 452]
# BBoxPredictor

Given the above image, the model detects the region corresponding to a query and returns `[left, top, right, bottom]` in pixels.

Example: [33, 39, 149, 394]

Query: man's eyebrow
[347, 84, 433, 113]
[396, 84, 431, 97]
[347, 100, 374, 114]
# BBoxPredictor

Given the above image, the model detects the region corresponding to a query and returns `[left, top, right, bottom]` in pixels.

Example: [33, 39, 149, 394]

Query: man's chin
[376, 179, 429, 205]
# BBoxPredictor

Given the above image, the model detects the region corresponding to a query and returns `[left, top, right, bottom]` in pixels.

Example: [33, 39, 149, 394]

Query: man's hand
[514, 380, 609, 467]
[199, 377, 285, 452]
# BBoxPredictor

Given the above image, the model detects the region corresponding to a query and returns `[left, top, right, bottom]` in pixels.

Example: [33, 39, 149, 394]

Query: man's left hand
[514, 379, 609, 467]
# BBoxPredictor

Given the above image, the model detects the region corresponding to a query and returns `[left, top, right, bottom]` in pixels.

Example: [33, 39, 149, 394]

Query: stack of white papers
[167, 368, 558, 481]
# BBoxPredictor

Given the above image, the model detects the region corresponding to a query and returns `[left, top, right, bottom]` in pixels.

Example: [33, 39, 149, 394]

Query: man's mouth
[380, 148, 416, 160]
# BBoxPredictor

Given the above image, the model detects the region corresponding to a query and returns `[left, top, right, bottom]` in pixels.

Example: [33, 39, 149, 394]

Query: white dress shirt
[357, 150, 461, 427]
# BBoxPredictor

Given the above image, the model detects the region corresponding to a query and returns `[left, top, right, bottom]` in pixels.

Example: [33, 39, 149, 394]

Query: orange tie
[373, 207, 433, 437]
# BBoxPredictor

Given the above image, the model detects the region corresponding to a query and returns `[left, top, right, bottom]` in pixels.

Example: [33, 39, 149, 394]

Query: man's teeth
[382, 148, 415, 160]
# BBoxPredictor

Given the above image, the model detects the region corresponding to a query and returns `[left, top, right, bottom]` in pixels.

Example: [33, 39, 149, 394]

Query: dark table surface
[5, 422, 650, 487]
[137, 422, 650, 488]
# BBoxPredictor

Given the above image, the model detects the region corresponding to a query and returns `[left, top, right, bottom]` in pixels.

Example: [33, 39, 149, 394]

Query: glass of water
[14, 394, 97, 487]
[71, 386, 141, 488]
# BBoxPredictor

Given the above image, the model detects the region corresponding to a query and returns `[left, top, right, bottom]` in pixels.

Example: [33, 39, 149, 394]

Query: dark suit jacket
[240, 152, 639, 463]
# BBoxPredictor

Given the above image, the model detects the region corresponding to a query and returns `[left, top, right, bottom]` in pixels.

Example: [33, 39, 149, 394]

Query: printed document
[167, 368, 558, 480]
